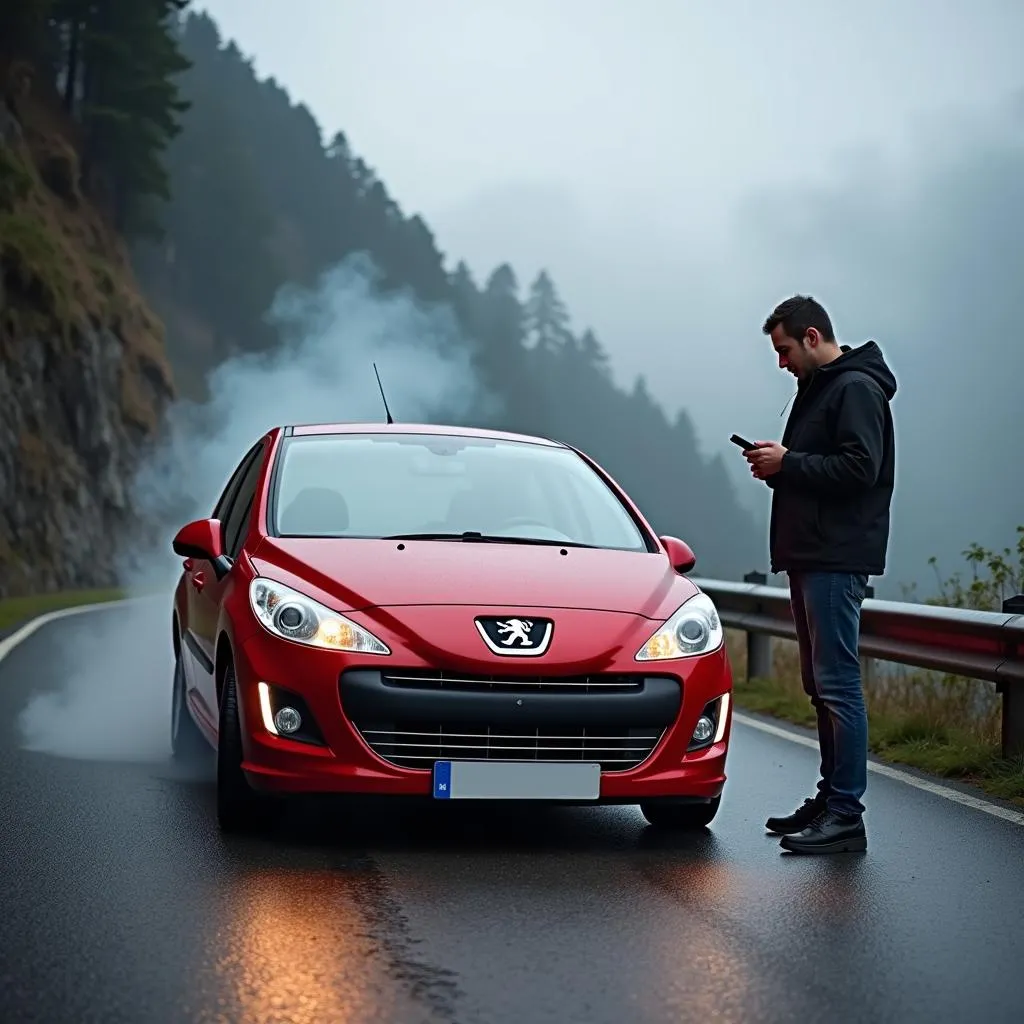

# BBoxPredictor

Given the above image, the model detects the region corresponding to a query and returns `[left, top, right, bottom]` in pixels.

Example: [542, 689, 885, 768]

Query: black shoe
[779, 809, 867, 854]
[765, 794, 827, 835]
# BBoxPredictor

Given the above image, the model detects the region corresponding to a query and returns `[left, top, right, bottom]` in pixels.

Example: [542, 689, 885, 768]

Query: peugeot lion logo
[497, 618, 535, 647]
[475, 615, 554, 656]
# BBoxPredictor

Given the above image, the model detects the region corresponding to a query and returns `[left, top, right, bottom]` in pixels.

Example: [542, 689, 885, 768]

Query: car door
[185, 441, 265, 728]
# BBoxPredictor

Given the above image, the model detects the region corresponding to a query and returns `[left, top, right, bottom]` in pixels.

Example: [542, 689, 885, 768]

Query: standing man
[745, 294, 897, 854]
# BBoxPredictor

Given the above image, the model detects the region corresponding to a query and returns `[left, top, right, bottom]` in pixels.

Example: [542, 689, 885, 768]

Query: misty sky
[192, 0, 1024, 596]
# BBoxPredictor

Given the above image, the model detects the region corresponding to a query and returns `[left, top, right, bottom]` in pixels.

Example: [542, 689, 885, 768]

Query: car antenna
[373, 362, 394, 424]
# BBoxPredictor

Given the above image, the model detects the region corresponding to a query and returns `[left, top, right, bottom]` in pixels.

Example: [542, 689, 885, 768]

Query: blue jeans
[788, 571, 870, 818]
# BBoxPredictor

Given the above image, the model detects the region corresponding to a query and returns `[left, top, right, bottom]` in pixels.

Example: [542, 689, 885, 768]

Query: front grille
[339, 668, 681, 774]
[381, 668, 644, 694]
[354, 723, 664, 772]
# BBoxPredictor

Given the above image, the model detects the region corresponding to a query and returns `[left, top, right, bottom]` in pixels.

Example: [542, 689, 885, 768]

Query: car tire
[639, 796, 721, 829]
[217, 662, 282, 833]
[171, 647, 211, 762]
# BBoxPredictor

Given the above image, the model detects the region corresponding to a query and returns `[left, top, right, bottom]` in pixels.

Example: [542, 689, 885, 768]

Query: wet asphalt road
[1, 599, 1023, 1024]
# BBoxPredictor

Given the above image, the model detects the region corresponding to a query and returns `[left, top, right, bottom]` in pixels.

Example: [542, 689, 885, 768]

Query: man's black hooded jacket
[766, 340, 897, 577]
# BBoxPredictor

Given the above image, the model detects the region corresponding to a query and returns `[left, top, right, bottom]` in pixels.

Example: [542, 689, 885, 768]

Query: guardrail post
[743, 571, 773, 681]
[1001, 594, 1024, 758]
[861, 584, 875, 691]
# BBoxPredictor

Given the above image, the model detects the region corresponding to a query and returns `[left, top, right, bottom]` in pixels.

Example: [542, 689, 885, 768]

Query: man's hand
[744, 441, 788, 480]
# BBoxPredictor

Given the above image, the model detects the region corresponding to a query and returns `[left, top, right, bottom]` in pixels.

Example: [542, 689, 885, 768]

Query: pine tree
[37, 0, 194, 234]
[524, 269, 572, 354]
[579, 327, 611, 378]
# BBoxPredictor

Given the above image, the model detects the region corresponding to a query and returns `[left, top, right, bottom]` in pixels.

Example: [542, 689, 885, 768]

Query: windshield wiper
[384, 531, 595, 548]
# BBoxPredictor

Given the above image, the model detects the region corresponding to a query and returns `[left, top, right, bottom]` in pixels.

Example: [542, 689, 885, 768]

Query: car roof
[283, 421, 566, 448]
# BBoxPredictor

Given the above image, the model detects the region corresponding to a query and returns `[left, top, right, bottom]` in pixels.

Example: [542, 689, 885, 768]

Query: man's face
[770, 324, 814, 381]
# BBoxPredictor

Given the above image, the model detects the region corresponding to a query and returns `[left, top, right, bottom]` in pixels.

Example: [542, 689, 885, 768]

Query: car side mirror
[659, 535, 696, 574]
[173, 518, 231, 579]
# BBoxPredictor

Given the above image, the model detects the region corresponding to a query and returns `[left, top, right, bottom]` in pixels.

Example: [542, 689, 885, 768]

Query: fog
[120, 252, 488, 595]
[193, 0, 1024, 599]
[17, 255, 490, 760]
[435, 87, 1024, 601]
[526, 98, 1024, 597]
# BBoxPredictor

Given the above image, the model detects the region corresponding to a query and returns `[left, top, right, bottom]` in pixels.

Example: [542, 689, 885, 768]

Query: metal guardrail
[693, 573, 1024, 758]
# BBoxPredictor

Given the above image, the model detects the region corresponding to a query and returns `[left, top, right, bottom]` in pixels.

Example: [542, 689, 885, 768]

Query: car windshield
[270, 432, 649, 551]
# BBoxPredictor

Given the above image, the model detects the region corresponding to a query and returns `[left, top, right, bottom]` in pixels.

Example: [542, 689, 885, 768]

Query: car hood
[250, 536, 697, 620]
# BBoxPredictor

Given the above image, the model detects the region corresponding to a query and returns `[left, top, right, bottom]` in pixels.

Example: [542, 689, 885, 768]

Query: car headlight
[249, 578, 390, 655]
[635, 591, 723, 661]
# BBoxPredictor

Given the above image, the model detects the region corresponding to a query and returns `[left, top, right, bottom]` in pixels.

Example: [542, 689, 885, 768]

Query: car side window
[213, 442, 263, 522]
[221, 445, 266, 559]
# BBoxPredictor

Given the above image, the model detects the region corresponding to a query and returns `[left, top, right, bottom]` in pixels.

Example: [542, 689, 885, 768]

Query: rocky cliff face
[0, 78, 175, 599]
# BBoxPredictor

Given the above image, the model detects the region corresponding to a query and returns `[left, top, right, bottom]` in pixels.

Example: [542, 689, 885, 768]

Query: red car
[170, 421, 733, 832]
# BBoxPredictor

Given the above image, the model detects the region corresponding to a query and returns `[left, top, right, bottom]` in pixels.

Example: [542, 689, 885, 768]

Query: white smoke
[120, 252, 491, 592]
[17, 253, 495, 762]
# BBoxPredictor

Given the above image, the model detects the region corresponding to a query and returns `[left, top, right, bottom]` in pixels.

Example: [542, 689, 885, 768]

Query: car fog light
[274, 706, 302, 734]
[692, 715, 714, 744]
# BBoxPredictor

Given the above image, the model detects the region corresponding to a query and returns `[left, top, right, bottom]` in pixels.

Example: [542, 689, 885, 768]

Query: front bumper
[234, 627, 732, 801]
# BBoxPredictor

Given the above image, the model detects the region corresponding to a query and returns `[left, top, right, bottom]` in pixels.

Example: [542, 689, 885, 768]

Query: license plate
[432, 760, 601, 800]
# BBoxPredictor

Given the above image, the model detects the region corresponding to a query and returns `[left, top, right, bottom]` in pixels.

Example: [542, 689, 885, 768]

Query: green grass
[0, 131, 133, 338]
[726, 630, 1024, 808]
[0, 142, 34, 208]
[0, 205, 76, 329]
[0, 588, 127, 632]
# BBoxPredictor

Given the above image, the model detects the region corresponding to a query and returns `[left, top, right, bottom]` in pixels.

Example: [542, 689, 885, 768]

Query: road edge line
[0, 596, 142, 666]
[733, 710, 1024, 828]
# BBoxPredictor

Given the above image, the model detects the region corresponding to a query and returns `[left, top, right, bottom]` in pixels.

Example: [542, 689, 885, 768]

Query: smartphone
[730, 433, 758, 452]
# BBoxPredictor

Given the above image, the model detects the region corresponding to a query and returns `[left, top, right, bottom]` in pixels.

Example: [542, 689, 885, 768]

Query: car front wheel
[217, 663, 282, 833]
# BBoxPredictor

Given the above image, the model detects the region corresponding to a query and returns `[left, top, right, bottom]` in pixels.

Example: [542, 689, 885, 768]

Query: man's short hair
[762, 295, 835, 342]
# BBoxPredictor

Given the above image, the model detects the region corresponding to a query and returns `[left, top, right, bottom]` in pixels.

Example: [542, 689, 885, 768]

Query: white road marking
[0, 596, 159, 666]
[733, 711, 1024, 828]
[2, 599, 1022, 827]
